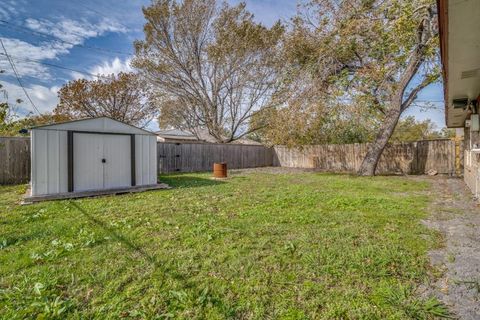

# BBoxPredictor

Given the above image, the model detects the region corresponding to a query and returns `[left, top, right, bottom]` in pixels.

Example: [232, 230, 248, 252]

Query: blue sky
[0, 0, 445, 131]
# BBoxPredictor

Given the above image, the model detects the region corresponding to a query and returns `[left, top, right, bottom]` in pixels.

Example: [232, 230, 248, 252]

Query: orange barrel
[213, 162, 227, 178]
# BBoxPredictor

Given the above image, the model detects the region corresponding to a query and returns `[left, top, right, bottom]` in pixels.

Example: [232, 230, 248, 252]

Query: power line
[0, 52, 109, 79]
[73, 2, 132, 34]
[0, 38, 42, 115]
[0, 66, 74, 83]
[0, 19, 132, 57]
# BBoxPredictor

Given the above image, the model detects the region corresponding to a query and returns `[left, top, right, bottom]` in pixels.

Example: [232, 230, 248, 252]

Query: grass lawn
[0, 171, 448, 319]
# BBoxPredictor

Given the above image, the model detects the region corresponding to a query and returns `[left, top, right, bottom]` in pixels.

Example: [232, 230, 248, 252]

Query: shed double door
[73, 133, 131, 192]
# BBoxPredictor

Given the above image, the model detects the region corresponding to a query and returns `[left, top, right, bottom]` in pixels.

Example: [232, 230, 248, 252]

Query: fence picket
[0, 137, 30, 184]
[273, 139, 457, 175]
[0, 138, 460, 185]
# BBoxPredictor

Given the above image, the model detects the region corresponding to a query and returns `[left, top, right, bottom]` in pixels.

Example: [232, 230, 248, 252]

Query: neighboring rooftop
[155, 129, 198, 142]
[155, 128, 262, 145]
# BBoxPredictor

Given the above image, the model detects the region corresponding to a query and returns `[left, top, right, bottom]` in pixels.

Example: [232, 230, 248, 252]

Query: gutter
[436, 0, 449, 126]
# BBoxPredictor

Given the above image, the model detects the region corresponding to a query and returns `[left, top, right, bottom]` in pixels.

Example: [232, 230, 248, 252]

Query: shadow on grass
[69, 202, 195, 284]
[159, 174, 225, 189]
[68, 201, 237, 313]
[69, 201, 159, 266]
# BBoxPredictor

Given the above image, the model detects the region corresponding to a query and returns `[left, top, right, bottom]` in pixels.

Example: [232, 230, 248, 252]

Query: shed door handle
[102, 158, 106, 163]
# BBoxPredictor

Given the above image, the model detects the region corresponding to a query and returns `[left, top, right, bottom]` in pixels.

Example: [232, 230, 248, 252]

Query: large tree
[54, 72, 157, 127]
[133, 0, 284, 143]
[250, 101, 379, 146]
[391, 116, 454, 142]
[354, 0, 439, 175]
[284, 0, 439, 175]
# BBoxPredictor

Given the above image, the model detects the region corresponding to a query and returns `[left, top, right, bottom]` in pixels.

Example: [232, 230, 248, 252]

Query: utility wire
[74, 2, 131, 33]
[0, 67, 79, 83]
[0, 53, 109, 79]
[0, 38, 42, 115]
[0, 19, 132, 56]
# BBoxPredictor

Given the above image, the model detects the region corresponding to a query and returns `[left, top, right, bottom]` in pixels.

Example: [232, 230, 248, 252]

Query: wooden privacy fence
[0, 137, 463, 184]
[0, 137, 30, 184]
[157, 142, 274, 173]
[274, 139, 462, 175]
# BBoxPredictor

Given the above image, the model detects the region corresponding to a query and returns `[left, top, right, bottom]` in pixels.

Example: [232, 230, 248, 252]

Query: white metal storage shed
[29, 117, 158, 197]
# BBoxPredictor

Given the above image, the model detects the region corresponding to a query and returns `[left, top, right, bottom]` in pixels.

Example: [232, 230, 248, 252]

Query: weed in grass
[0, 239, 8, 249]
[0, 173, 446, 319]
[373, 283, 453, 319]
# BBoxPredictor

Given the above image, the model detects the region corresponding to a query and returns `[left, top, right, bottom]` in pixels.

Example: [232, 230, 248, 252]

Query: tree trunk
[357, 106, 402, 176]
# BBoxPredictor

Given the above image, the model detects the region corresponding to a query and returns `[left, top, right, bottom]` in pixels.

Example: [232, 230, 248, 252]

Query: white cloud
[0, 37, 68, 78]
[0, 0, 25, 20]
[68, 57, 134, 81]
[70, 71, 86, 81]
[0, 2, 134, 117]
[24, 17, 126, 45]
[0, 7, 11, 20]
[0, 58, 135, 116]
[90, 57, 133, 76]
[0, 17, 128, 81]
[1, 81, 59, 114]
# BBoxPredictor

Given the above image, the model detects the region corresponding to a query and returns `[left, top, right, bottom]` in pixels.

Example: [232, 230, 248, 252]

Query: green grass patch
[0, 172, 448, 319]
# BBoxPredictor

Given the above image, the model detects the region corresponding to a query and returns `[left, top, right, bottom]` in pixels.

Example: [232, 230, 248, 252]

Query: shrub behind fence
[273, 139, 462, 175]
[0, 137, 462, 185]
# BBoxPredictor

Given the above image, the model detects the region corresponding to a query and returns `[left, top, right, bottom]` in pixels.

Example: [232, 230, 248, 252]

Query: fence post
[455, 137, 462, 177]
[412, 141, 418, 174]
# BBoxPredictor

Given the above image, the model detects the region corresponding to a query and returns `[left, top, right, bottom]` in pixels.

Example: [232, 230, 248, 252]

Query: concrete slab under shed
[22, 183, 171, 204]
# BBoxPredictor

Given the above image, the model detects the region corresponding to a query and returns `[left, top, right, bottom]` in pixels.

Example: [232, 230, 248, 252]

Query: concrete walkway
[423, 176, 480, 319]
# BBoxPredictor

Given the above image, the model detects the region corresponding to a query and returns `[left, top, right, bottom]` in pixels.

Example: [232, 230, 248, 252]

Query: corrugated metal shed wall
[31, 118, 157, 196]
[135, 135, 157, 186]
[31, 129, 68, 195]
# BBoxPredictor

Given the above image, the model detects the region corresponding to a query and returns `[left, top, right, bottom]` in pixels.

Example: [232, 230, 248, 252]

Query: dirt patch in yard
[421, 176, 480, 319]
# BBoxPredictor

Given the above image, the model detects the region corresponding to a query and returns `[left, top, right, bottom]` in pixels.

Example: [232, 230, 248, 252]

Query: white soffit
[447, 0, 480, 127]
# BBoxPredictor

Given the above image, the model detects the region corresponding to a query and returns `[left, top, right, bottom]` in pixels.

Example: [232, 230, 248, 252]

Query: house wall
[463, 125, 480, 198]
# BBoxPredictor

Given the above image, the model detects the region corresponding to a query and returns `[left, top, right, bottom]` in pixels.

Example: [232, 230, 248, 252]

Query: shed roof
[31, 117, 156, 135]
